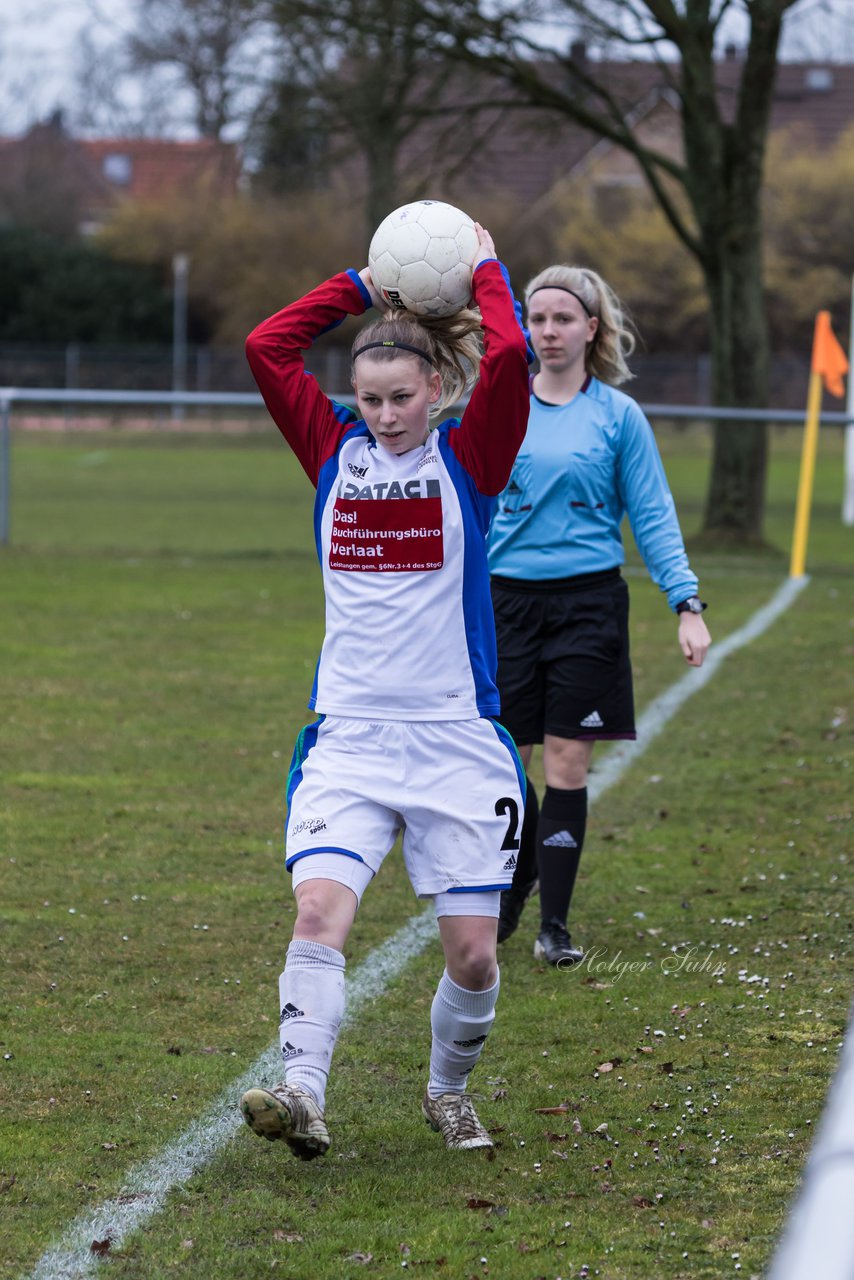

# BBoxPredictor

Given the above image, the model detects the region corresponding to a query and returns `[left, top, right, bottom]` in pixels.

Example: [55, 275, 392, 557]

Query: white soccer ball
[368, 200, 479, 318]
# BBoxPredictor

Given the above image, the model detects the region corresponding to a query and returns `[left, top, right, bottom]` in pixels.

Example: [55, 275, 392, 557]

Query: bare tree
[407, 0, 809, 543]
[265, 0, 488, 236]
[124, 0, 270, 139]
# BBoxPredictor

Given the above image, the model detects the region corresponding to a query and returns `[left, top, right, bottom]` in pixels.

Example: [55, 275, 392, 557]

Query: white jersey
[246, 264, 530, 722]
[312, 424, 496, 718]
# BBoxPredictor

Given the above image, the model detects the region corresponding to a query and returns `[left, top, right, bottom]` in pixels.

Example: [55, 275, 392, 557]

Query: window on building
[103, 153, 133, 185]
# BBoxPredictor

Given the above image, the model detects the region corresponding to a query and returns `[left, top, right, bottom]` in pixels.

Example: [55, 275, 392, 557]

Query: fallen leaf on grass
[273, 1231, 303, 1243]
[632, 1196, 654, 1208]
[101, 1142, 117, 1150]
[466, 1197, 494, 1210]
[638, 1046, 654, 1054]
[90, 1239, 112, 1257]
[534, 1102, 580, 1114]
[658, 1062, 674, 1074]
[345, 1252, 373, 1264]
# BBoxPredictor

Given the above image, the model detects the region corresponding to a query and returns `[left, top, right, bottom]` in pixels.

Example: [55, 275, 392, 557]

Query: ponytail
[351, 307, 483, 416]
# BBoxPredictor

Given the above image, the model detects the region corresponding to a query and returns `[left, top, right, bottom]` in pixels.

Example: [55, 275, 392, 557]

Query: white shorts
[285, 716, 525, 899]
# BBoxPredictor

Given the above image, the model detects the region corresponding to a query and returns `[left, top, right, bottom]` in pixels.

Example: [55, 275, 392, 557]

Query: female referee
[488, 264, 711, 968]
[239, 226, 529, 1157]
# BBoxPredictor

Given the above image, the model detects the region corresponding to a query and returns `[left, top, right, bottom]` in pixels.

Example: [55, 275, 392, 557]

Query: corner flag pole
[790, 362, 822, 578]
[791, 311, 849, 578]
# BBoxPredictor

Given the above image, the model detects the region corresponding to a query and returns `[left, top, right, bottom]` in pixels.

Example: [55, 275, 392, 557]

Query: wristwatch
[676, 596, 707, 615]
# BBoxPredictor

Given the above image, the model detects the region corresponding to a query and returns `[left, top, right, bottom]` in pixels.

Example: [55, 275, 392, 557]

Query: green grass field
[1, 424, 852, 1280]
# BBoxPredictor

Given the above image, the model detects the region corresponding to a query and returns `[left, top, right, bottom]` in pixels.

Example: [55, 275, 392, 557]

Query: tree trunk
[364, 132, 401, 240]
[700, 229, 770, 543]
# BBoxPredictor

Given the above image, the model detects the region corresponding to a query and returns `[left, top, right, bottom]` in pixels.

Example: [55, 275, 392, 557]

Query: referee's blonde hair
[525, 265, 636, 386]
[351, 309, 483, 417]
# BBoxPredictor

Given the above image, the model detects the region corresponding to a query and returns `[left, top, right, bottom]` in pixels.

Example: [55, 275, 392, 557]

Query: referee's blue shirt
[487, 378, 698, 612]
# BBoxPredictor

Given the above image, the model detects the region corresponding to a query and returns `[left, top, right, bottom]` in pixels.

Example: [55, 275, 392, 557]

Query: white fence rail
[2, 386, 853, 547]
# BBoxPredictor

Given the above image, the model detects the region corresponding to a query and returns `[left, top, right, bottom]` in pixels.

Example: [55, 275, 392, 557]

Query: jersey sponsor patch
[329, 496, 444, 573]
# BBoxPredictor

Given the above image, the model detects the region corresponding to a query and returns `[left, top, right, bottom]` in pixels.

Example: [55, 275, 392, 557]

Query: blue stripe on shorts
[285, 846, 366, 871]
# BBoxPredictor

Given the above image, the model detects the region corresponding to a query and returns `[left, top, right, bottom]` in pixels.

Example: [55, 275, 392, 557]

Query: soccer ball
[368, 200, 479, 318]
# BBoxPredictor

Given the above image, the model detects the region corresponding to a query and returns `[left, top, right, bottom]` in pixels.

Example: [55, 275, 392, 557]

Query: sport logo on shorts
[292, 817, 328, 835]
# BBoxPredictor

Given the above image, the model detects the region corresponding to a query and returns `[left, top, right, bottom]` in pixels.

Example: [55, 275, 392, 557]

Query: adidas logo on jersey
[580, 710, 604, 728]
[279, 1002, 304, 1024]
[281, 1041, 304, 1059]
[502, 853, 517, 872]
[543, 829, 577, 848]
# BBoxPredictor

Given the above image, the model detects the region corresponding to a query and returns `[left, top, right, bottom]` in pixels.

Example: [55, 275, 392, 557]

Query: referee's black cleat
[534, 920, 584, 968]
[496, 879, 538, 943]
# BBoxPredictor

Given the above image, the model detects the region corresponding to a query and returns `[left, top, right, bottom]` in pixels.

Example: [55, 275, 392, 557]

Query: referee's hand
[678, 613, 711, 667]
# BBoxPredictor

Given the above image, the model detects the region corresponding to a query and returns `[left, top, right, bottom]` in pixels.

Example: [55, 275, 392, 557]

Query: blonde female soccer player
[489, 264, 711, 967]
[240, 226, 529, 1157]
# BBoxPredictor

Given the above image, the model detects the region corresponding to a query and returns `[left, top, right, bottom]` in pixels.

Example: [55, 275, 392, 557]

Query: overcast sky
[0, 0, 850, 139]
[0, 0, 136, 135]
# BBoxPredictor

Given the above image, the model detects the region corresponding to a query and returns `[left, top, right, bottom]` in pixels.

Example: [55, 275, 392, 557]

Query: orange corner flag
[811, 311, 849, 398]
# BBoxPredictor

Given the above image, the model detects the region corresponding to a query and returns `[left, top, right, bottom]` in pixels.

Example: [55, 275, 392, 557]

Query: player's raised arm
[451, 225, 530, 496]
[245, 272, 370, 485]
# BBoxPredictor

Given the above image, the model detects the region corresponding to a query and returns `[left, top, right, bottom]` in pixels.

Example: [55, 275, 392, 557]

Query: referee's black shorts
[491, 567, 636, 746]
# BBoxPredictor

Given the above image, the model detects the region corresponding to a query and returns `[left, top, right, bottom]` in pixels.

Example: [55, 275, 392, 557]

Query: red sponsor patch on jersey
[329, 497, 444, 572]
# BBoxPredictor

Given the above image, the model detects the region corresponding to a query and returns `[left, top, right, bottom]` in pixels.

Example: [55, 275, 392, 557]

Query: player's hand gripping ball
[368, 200, 479, 318]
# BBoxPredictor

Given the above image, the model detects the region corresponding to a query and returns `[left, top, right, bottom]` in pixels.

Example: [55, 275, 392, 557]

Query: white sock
[278, 938, 345, 1111]
[428, 968, 499, 1099]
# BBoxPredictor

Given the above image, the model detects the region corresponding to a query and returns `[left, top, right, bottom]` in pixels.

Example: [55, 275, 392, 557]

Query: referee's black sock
[509, 776, 539, 894]
[537, 785, 588, 928]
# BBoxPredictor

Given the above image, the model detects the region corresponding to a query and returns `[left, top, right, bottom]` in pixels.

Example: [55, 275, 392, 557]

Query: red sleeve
[449, 260, 530, 496]
[245, 272, 369, 486]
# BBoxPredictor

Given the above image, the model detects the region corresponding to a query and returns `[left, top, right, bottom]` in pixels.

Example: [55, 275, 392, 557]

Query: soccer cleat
[240, 1082, 330, 1160]
[496, 878, 538, 944]
[422, 1091, 494, 1151]
[533, 919, 584, 968]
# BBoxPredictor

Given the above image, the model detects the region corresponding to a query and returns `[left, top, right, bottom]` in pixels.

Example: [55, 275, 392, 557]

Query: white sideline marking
[26, 575, 809, 1279]
[27, 913, 439, 1280]
[589, 575, 809, 802]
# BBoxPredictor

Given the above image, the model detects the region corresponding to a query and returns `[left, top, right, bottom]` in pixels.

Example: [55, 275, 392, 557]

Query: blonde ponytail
[351, 307, 483, 416]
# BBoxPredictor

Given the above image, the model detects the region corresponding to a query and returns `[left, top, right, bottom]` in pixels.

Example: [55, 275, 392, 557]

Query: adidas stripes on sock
[509, 775, 539, 894]
[537, 785, 587, 927]
[427, 969, 499, 1098]
[278, 938, 346, 1111]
